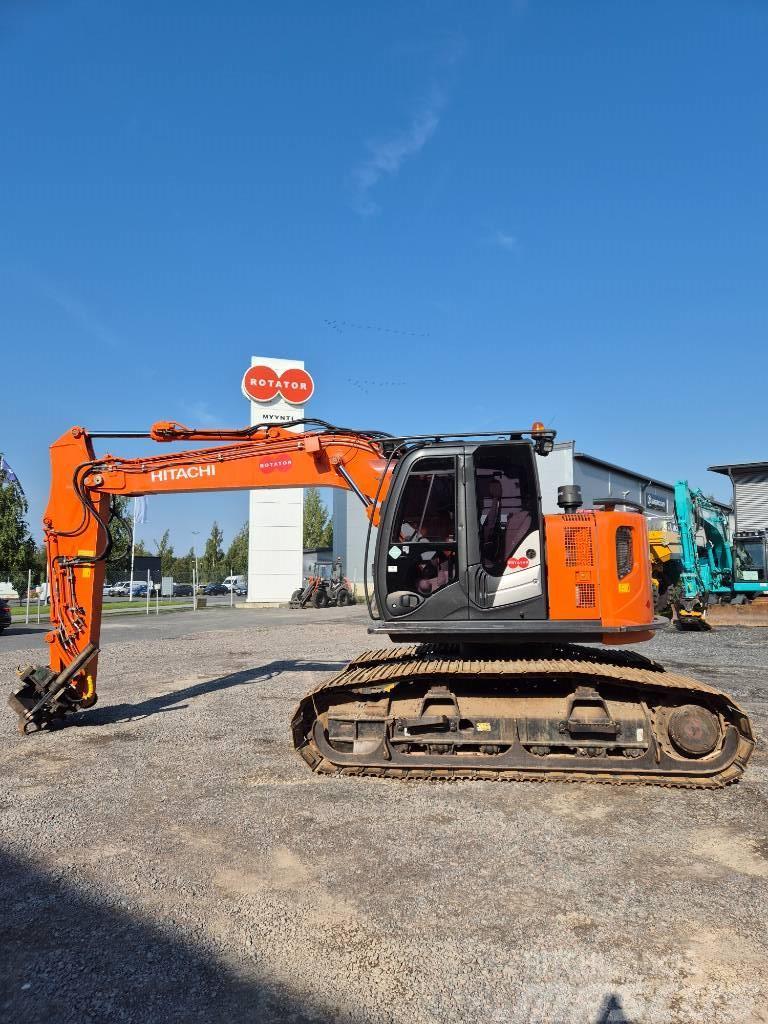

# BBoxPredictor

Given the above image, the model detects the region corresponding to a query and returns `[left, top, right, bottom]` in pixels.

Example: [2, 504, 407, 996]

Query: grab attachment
[8, 643, 99, 735]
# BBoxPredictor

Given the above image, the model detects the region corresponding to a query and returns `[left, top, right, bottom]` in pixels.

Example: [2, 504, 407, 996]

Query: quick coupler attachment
[8, 643, 99, 735]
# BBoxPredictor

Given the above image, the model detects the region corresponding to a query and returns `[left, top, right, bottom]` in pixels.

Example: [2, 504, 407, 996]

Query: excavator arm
[673, 481, 734, 627]
[9, 419, 392, 733]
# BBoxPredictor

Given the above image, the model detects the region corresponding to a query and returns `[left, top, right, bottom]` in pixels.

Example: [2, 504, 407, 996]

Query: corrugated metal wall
[733, 472, 768, 531]
[535, 442, 575, 514]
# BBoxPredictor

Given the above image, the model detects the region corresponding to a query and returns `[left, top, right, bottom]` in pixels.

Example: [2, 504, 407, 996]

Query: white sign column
[246, 356, 306, 604]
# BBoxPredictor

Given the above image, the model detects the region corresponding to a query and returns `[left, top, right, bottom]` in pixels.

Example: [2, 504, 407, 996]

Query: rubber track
[291, 644, 754, 788]
[347, 643, 668, 673]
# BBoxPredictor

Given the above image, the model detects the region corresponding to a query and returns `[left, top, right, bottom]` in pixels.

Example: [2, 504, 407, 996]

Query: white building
[244, 356, 310, 604]
[709, 461, 768, 532]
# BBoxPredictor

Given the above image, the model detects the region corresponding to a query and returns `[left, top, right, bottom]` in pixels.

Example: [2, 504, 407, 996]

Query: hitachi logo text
[149, 465, 217, 483]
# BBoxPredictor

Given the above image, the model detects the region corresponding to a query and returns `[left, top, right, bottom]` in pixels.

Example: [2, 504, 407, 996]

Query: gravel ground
[1, 616, 767, 1024]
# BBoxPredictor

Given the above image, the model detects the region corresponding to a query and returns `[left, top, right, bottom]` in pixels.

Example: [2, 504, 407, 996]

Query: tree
[105, 496, 134, 581]
[154, 529, 175, 577]
[172, 547, 196, 583]
[224, 521, 249, 576]
[0, 476, 36, 592]
[201, 522, 225, 581]
[304, 488, 332, 549]
[322, 518, 333, 549]
[109, 496, 133, 542]
[100, 496, 152, 581]
[33, 541, 47, 582]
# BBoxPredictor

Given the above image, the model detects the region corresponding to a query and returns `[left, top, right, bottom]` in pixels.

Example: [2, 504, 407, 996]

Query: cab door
[375, 448, 469, 621]
[466, 443, 548, 620]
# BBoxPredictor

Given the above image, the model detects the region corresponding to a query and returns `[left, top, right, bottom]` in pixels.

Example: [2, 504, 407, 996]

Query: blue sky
[2, 0, 767, 553]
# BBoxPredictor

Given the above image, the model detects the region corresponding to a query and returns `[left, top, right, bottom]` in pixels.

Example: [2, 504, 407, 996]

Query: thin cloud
[494, 231, 519, 252]
[392, 31, 467, 69]
[433, 31, 467, 67]
[351, 92, 444, 216]
[180, 401, 226, 428]
[21, 271, 121, 350]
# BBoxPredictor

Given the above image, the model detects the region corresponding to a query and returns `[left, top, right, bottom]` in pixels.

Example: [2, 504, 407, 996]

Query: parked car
[204, 582, 229, 596]
[0, 597, 12, 633]
[173, 583, 194, 597]
[0, 582, 20, 603]
[222, 574, 246, 592]
[234, 585, 247, 597]
[109, 581, 149, 597]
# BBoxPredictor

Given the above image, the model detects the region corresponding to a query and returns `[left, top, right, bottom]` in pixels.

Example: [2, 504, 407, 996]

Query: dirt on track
[1, 616, 767, 1024]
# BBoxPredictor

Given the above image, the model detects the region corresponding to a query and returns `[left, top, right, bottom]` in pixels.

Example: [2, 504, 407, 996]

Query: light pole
[129, 499, 137, 601]
[191, 531, 200, 581]
[191, 530, 200, 611]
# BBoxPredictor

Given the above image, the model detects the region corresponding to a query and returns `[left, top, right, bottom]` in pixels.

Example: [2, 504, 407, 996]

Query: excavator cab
[371, 438, 675, 647]
[733, 530, 768, 594]
[375, 441, 546, 626]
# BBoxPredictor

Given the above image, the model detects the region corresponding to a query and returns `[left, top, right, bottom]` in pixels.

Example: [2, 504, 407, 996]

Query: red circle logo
[506, 556, 530, 571]
[241, 365, 314, 405]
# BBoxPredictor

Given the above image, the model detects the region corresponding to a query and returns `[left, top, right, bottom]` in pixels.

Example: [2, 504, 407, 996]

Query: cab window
[388, 457, 457, 597]
[474, 447, 536, 576]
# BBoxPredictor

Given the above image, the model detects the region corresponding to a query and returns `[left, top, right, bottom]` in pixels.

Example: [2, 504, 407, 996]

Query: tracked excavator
[8, 419, 754, 787]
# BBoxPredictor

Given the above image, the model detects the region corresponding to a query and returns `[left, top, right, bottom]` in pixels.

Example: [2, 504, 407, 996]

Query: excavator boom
[7, 420, 391, 732]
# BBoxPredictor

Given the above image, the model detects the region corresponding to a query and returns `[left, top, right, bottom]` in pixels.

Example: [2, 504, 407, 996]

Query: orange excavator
[8, 419, 754, 786]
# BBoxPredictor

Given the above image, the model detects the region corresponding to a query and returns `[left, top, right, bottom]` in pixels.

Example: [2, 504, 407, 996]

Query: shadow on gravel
[78, 660, 349, 728]
[595, 992, 632, 1023]
[0, 848, 347, 1024]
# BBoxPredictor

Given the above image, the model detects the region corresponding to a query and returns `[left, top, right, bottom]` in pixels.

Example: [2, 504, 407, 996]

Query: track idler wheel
[665, 704, 721, 757]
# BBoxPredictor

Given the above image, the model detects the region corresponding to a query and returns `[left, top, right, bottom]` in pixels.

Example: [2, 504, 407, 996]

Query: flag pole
[129, 498, 137, 602]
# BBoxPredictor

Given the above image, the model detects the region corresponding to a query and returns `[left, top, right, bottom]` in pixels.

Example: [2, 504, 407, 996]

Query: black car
[173, 583, 194, 597]
[0, 598, 12, 633]
[204, 583, 229, 596]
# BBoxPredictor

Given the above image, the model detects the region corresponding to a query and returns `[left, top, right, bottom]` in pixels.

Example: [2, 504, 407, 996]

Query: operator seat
[479, 476, 503, 552]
